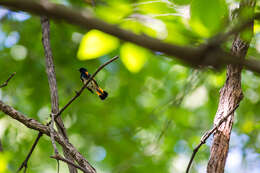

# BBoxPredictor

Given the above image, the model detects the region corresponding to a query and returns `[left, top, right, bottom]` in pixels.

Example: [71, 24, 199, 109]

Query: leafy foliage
[0, 0, 260, 173]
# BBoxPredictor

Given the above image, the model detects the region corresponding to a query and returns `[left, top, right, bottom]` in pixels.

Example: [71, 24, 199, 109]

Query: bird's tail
[96, 87, 108, 100]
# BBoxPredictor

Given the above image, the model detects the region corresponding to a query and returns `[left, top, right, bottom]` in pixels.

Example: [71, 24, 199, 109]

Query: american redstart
[79, 67, 108, 100]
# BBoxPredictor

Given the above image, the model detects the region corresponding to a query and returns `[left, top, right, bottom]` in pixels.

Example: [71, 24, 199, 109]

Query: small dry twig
[17, 133, 43, 172]
[51, 154, 89, 173]
[50, 113, 59, 155]
[0, 72, 16, 88]
[185, 104, 239, 173]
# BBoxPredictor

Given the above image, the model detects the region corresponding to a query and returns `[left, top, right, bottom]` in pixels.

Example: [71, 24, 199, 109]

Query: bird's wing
[92, 78, 99, 87]
[87, 87, 94, 93]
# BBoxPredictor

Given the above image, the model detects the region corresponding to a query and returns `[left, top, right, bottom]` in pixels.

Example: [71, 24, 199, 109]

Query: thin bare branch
[41, 15, 77, 173]
[0, 100, 96, 173]
[186, 104, 239, 173]
[16, 55, 118, 172]
[17, 133, 43, 173]
[50, 113, 59, 155]
[53, 55, 119, 121]
[0, 72, 16, 88]
[41, 15, 60, 160]
[208, 13, 259, 47]
[51, 154, 89, 173]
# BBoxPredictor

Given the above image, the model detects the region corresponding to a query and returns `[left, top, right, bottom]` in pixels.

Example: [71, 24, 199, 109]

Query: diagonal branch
[0, 100, 96, 173]
[17, 133, 42, 172]
[1, 0, 260, 73]
[0, 72, 16, 88]
[51, 154, 89, 173]
[185, 104, 239, 173]
[53, 55, 119, 121]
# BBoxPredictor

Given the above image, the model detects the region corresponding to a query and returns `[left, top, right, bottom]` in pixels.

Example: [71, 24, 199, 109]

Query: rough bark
[41, 16, 78, 173]
[207, 1, 256, 173]
[0, 100, 96, 173]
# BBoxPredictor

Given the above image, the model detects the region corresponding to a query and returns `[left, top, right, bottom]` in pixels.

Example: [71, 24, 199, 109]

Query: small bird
[79, 67, 108, 100]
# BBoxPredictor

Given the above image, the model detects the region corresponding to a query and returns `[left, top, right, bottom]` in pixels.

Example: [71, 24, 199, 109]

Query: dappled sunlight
[120, 43, 150, 73]
[10, 45, 27, 61]
[183, 85, 208, 109]
[0, 153, 10, 173]
[77, 30, 119, 60]
[89, 145, 107, 162]
[0, 0, 259, 173]
[168, 154, 189, 173]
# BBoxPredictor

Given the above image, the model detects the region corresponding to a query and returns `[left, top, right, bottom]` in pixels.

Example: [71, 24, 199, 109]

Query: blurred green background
[0, 0, 260, 172]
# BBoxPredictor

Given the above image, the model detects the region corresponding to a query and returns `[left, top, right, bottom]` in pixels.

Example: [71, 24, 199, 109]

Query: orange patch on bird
[99, 88, 104, 92]
[85, 72, 89, 75]
[96, 91, 102, 96]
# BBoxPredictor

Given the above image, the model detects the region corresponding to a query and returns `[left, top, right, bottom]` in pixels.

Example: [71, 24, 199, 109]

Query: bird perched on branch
[79, 67, 108, 100]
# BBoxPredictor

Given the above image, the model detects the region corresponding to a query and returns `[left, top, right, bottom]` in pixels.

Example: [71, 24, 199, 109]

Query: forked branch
[16, 55, 119, 172]
[186, 104, 239, 173]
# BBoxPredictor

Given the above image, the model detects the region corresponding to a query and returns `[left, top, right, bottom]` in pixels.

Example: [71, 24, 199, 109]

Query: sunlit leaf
[0, 153, 10, 173]
[165, 22, 189, 45]
[95, 1, 132, 23]
[190, 0, 228, 37]
[77, 30, 119, 60]
[208, 72, 225, 87]
[120, 20, 157, 37]
[169, 0, 191, 5]
[136, 1, 175, 14]
[242, 120, 254, 134]
[254, 22, 260, 34]
[120, 43, 150, 73]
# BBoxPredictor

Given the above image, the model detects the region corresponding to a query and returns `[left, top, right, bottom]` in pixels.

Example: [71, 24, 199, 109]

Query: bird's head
[79, 67, 87, 73]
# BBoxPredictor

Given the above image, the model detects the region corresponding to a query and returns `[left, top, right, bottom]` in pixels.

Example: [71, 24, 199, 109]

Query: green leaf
[77, 30, 119, 60]
[95, 1, 132, 23]
[169, 0, 191, 5]
[120, 43, 150, 73]
[190, 0, 228, 37]
[136, 1, 175, 14]
[0, 152, 11, 173]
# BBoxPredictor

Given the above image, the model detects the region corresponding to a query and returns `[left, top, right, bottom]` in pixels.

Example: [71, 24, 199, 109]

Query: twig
[40, 15, 67, 137]
[53, 55, 119, 121]
[207, 13, 260, 47]
[18, 16, 77, 173]
[0, 72, 16, 88]
[17, 133, 43, 173]
[51, 154, 89, 173]
[41, 15, 76, 173]
[91, 0, 95, 6]
[185, 104, 239, 173]
[0, 100, 96, 173]
[41, 15, 59, 157]
[50, 113, 59, 155]
[49, 115, 60, 173]
[23, 166, 27, 173]
[17, 55, 118, 172]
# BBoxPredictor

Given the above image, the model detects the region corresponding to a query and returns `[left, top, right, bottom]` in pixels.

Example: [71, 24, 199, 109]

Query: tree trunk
[207, 1, 256, 173]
